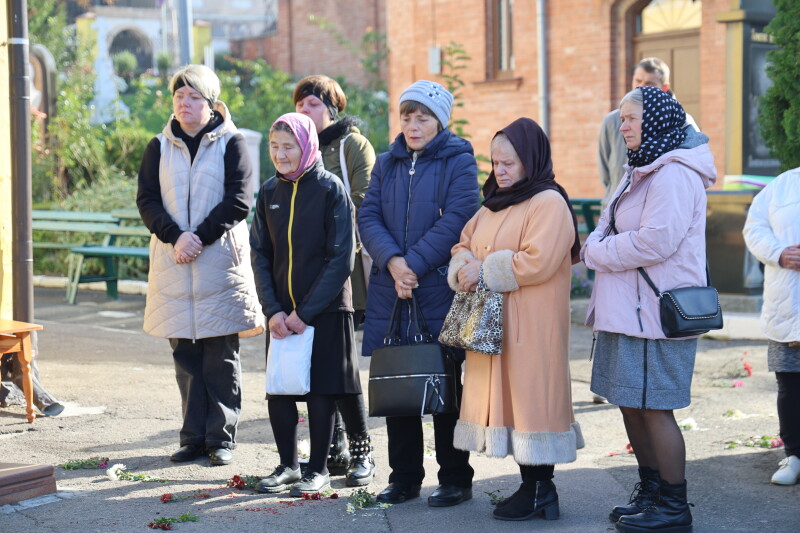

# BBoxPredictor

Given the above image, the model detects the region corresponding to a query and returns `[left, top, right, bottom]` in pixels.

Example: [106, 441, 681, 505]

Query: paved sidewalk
[1, 288, 797, 532]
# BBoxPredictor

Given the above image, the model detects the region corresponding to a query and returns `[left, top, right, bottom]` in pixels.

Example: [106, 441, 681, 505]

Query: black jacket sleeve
[249, 182, 283, 319]
[136, 137, 183, 245]
[296, 181, 356, 324]
[195, 133, 253, 245]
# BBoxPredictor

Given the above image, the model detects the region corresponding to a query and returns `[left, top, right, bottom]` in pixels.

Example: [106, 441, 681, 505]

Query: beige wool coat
[449, 190, 584, 465]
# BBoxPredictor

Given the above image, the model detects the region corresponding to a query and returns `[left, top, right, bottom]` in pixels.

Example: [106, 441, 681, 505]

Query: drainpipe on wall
[536, 0, 549, 134]
[8, 0, 34, 323]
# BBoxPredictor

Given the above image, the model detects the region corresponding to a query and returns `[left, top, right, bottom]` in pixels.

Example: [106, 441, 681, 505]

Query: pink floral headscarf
[271, 112, 321, 181]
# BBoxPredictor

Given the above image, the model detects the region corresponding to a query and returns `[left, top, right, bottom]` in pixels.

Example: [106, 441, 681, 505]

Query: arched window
[637, 0, 702, 35]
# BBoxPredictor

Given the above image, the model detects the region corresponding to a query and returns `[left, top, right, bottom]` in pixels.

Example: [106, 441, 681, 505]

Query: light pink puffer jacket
[581, 142, 717, 340]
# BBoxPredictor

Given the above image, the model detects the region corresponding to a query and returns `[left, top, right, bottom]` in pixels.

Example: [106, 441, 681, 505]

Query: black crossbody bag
[605, 179, 724, 338]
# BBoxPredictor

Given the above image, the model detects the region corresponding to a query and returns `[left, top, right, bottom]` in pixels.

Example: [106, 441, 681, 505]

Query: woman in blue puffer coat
[358, 80, 479, 507]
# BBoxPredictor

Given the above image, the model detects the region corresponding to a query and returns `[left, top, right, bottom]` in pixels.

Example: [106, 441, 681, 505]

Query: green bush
[760, 0, 800, 171]
[156, 52, 171, 78]
[112, 51, 138, 79]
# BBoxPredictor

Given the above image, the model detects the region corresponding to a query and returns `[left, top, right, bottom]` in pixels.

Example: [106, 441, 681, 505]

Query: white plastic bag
[266, 326, 315, 395]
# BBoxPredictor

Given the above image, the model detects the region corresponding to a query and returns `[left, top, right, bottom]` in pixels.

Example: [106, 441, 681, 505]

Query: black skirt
[265, 311, 361, 400]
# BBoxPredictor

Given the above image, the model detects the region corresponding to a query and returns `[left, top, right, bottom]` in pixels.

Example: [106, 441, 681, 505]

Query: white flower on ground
[298, 439, 310, 459]
[678, 418, 698, 431]
[106, 463, 127, 481]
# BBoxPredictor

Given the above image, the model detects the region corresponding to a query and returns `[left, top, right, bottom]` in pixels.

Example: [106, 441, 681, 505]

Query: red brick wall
[231, 0, 386, 88]
[699, 0, 729, 189]
[386, 0, 731, 198]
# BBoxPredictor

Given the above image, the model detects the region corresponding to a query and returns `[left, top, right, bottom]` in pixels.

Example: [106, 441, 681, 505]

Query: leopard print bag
[439, 269, 503, 355]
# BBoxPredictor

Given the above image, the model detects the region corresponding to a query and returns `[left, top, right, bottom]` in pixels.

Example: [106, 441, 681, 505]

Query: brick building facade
[231, 0, 386, 88]
[385, 0, 773, 198]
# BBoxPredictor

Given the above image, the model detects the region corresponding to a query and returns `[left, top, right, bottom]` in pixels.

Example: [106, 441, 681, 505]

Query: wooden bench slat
[70, 246, 149, 258]
[32, 210, 119, 223]
[106, 226, 152, 238]
[32, 221, 117, 233]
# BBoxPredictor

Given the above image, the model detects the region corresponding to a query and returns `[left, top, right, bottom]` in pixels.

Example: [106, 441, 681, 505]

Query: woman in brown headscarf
[447, 118, 584, 522]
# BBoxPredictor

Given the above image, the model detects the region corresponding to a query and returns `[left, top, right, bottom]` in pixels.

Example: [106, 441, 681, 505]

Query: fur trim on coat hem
[448, 250, 475, 292]
[482, 250, 519, 292]
[454, 419, 584, 465]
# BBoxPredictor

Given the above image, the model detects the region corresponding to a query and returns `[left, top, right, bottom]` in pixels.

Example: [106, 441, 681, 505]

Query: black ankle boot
[616, 480, 692, 533]
[610, 466, 661, 522]
[492, 480, 559, 521]
[345, 432, 375, 486]
[327, 426, 350, 475]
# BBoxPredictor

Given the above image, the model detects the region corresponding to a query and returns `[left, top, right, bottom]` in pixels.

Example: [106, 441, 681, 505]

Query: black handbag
[605, 179, 723, 338]
[368, 295, 458, 417]
[637, 266, 723, 338]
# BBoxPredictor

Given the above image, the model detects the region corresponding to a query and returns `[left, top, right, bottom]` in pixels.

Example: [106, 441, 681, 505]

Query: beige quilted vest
[143, 103, 263, 339]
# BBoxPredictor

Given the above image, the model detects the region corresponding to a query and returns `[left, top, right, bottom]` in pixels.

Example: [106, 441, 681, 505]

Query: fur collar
[318, 115, 363, 147]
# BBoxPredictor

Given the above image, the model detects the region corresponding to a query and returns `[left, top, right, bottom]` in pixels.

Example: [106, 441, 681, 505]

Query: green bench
[66, 210, 151, 304]
[32, 210, 121, 251]
[569, 198, 603, 236]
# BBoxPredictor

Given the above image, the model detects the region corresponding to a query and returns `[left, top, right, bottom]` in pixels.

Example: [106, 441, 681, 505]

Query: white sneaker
[592, 393, 608, 404]
[771, 455, 800, 485]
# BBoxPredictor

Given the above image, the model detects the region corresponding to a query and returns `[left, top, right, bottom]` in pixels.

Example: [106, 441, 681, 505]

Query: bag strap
[477, 267, 489, 292]
[339, 133, 353, 195]
[383, 298, 403, 346]
[409, 293, 435, 343]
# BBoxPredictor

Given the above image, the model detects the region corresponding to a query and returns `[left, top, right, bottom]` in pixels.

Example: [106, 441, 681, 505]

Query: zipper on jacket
[180, 139, 197, 340]
[287, 179, 299, 308]
[589, 332, 597, 361]
[403, 152, 418, 253]
[641, 340, 648, 410]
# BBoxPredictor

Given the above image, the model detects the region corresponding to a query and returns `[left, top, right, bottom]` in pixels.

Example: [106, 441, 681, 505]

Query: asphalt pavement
[0, 286, 798, 532]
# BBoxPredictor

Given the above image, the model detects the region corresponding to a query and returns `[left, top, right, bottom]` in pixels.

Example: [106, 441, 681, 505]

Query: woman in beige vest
[137, 65, 262, 467]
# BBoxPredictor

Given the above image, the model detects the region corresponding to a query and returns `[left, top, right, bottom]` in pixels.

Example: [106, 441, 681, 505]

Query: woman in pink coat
[449, 118, 584, 522]
[582, 86, 716, 533]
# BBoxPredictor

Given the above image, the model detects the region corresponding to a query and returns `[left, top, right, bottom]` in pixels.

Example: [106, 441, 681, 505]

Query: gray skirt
[590, 331, 698, 410]
[767, 341, 800, 373]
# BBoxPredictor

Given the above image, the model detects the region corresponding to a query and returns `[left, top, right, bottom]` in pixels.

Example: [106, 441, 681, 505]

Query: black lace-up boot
[610, 466, 661, 522]
[615, 479, 692, 533]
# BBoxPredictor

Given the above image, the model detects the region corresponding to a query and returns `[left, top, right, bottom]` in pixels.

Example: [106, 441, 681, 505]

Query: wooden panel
[635, 29, 701, 127]
[0, 463, 57, 506]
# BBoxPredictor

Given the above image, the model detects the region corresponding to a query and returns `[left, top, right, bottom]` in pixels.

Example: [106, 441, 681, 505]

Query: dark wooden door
[635, 29, 701, 127]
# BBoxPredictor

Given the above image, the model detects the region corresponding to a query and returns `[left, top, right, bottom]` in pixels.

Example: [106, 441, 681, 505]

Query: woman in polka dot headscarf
[581, 85, 718, 533]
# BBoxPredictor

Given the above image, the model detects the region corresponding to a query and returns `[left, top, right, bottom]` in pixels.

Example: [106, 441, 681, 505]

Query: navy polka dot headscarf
[627, 85, 687, 168]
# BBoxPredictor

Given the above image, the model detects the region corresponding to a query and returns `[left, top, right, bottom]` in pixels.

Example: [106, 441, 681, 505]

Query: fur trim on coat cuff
[448, 251, 475, 292]
[482, 250, 519, 292]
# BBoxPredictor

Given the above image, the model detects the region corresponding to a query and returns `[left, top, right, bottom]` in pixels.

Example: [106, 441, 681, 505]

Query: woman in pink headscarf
[250, 112, 358, 497]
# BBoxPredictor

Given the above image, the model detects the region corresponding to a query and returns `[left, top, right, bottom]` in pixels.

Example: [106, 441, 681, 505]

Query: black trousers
[385, 364, 473, 487]
[776, 372, 800, 457]
[170, 334, 241, 450]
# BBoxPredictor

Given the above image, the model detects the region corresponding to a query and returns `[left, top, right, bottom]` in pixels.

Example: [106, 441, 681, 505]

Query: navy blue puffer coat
[358, 128, 479, 356]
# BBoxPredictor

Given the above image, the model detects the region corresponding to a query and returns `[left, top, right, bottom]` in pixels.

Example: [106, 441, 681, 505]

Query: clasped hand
[388, 256, 418, 299]
[269, 311, 307, 340]
[457, 257, 483, 292]
[174, 232, 203, 264]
